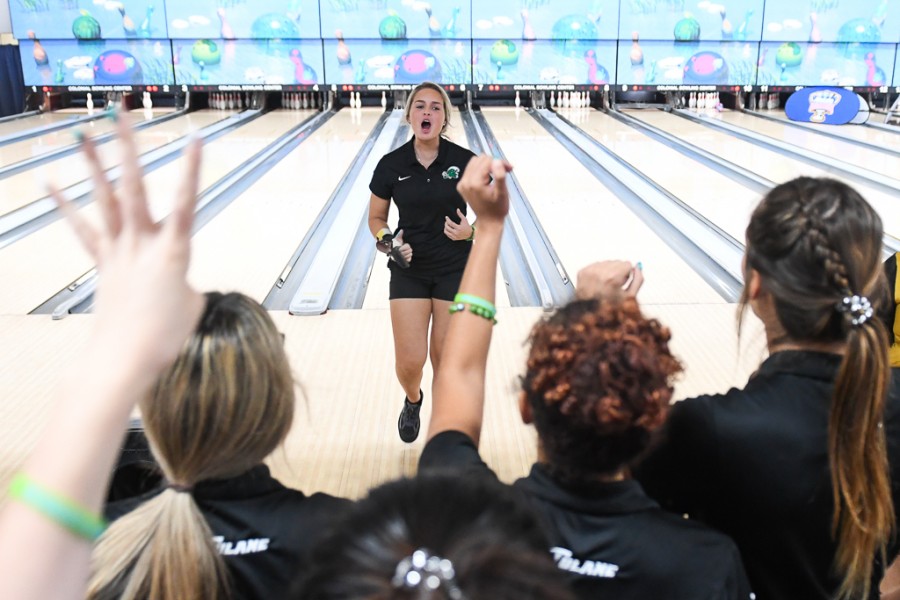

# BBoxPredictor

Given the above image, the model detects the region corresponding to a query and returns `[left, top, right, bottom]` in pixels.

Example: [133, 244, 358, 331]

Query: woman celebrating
[631, 177, 900, 599]
[368, 81, 476, 443]
[418, 155, 752, 599]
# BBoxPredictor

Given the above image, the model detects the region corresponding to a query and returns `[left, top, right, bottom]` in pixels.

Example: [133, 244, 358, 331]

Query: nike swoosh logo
[398, 175, 412, 181]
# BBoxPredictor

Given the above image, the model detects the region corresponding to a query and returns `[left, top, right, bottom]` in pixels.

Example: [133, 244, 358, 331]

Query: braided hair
[742, 177, 892, 600]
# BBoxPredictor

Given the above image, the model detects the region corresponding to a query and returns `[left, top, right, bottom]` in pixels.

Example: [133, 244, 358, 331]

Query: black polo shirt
[885, 253, 899, 365]
[635, 351, 900, 599]
[369, 137, 475, 276]
[106, 465, 352, 600]
[420, 430, 753, 600]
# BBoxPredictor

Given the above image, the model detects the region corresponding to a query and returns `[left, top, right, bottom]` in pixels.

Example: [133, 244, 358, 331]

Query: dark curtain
[0, 45, 25, 117]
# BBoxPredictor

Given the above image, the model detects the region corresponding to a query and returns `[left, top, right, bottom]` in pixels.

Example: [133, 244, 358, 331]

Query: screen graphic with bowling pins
[18, 38, 175, 87]
[619, 0, 764, 43]
[318, 0, 472, 39]
[164, 1, 320, 40]
[172, 38, 323, 86]
[321, 38, 470, 85]
[9, 1, 168, 40]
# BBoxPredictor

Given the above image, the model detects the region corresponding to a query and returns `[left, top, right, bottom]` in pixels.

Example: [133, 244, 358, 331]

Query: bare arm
[0, 118, 204, 600]
[368, 193, 390, 239]
[427, 156, 512, 445]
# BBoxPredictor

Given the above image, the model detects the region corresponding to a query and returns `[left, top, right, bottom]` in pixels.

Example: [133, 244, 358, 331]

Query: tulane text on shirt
[551, 547, 619, 578]
[212, 536, 270, 556]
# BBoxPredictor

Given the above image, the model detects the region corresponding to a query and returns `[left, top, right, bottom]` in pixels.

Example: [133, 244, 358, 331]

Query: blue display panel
[894, 47, 900, 88]
[19, 38, 174, 87]
[472, 39, 616, 85]
[164, 0, 319, 40]
[615, 39, 759, 87]
[471, 0, 614, 40]
[761, 0, 899, 43]
[319, 0, 471, 40]
[322, 39, 470, 85]
[173, 38, 323, 87]
[757, 41, 895, 87]
[619, 0, 764, 42]
[10, 0, 167, 40]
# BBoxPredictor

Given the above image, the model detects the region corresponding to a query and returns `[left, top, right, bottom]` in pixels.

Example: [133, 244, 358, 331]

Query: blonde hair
[88, 292, 296, 600]
[404, 81, 452, 134]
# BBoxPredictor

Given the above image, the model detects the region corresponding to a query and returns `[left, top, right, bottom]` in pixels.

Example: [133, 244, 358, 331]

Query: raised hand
[49, 115, 205, 376]
[456, 157, 512, 227]
[575, 261, 644, 302]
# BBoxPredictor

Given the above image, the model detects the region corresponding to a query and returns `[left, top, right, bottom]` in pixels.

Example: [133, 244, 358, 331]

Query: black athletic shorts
[389, 267, 464, 301]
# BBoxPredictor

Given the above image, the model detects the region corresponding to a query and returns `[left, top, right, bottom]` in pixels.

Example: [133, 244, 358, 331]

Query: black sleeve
[633, 397, 718, 517]
[369, 155, 393, 200]
[418, 430, 497, 481]
[883, 253, 897, 342]
[720, 542, 755, 600]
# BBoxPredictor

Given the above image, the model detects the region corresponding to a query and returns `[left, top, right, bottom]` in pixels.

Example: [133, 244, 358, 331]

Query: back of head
[89, 292, 296, 600]
[522, 298, 682, 481]
[292, 473, 573, 600]
[743, 177, 893, 599]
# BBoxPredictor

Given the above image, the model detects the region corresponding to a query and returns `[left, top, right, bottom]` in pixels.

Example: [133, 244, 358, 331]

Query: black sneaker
[398, 390, 423, 443]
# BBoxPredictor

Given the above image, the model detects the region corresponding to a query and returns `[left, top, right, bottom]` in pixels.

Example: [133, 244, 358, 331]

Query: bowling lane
[558, 107, 759, 244]
[0, 110, 151, 169]
[187, 109, 381, 300]
[0, 111, 85, 138]
[0, 110, 313, 315]
[363, 108, 511, 309]
[719, 110, 900, 176]
[482, 107, 725, 305]
[0, 109, 235, 218]
[629, 109, 900, 240]
[770, 115, 900, 152]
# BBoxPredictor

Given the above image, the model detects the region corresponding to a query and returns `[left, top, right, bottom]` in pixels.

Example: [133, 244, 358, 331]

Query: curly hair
[522, 298, 682, 480]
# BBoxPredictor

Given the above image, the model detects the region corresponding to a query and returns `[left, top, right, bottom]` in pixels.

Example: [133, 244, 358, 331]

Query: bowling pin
[444, 7, 459, 37]
[143, 91, 152, 110]
[335, 29, 352, 65]
[381, 91, 387, 109]
[139, 5, 154, 37]
[300, 92, 307, 109]
[118, 6, 137, 36]
[515, 90, 521, 108]
[28, 31, 48, 66]
[720, 9, 733, 39]
[521, 9, 536, 41]
[630, 31, 644, 65]
[217, 8, 235, 40]
[809, 12, 822, 43]
[357, 91, 362, 108]
[424, 3, 441, 36]
[86, 92, 94, 114]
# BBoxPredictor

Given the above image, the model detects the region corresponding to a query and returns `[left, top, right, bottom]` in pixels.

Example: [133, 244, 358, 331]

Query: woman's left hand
[444, 208, 474, 240]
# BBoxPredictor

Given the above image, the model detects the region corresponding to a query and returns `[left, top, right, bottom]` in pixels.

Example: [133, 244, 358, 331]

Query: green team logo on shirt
[442, 166, 461, 180]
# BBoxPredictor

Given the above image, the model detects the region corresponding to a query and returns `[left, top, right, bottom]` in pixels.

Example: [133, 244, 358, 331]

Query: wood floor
[8, 101, 885, 499]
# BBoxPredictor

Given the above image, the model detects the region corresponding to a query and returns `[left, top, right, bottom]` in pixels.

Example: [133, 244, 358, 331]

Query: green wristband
[8, 473, 107, 541]
[454, 293, 496, 315]
[465, 223, 476, 242]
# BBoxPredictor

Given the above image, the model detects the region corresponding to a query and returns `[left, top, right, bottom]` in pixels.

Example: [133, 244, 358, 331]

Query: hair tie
[392, 549, 463, 599]
[166, 482, 193, 494]
[837, 294, 873, 327]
